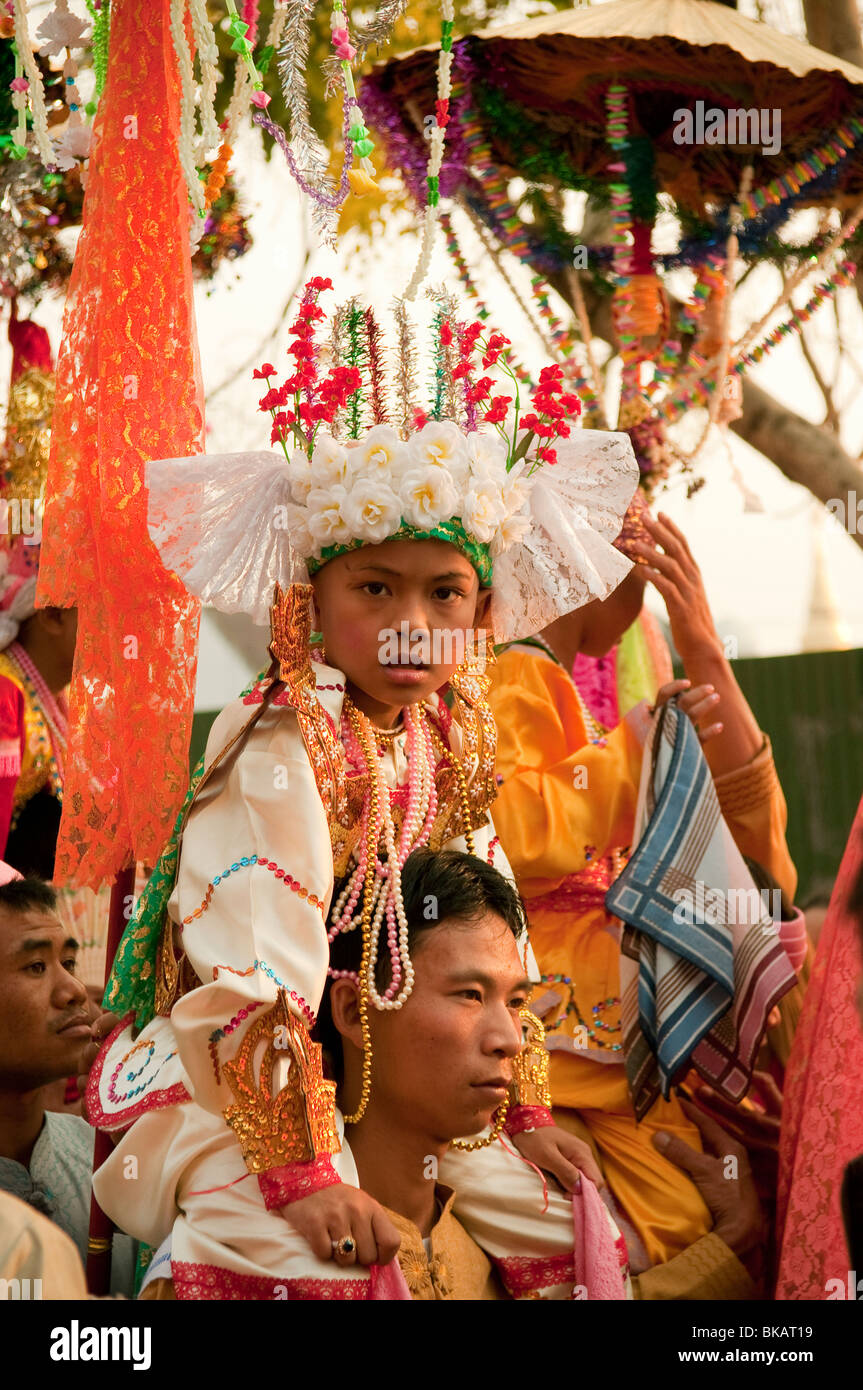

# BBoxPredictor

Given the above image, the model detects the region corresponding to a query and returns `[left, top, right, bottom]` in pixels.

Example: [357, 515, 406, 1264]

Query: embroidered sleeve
[221, 992, 340, 1192]
[712, 735, 797, 904]
[167, 694, 337, 1163]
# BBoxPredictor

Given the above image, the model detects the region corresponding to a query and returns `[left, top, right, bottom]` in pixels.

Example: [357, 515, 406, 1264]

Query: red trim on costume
[84, 1013, 191, 1129]
[258, 1155, 341, 1210]
[495, 1251, 576, 1297]
[503, 1105, 555, 1137]
[171, 1260, 369, 1300]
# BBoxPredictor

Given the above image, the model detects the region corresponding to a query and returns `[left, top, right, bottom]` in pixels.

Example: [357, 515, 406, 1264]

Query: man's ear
[473, 587, 493, 628]
[329, 978, 364, 1052]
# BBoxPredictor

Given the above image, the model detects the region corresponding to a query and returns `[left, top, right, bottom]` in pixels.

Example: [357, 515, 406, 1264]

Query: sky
[4, 0, 863, 709]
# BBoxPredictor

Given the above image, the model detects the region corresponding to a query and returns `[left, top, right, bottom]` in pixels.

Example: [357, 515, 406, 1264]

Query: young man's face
[311, 538, 491, 723]
[0, 907, 91, 1089]
[365, 911, 529, 1143]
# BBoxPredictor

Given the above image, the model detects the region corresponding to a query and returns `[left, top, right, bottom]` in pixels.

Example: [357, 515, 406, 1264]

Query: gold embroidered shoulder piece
[509, 1007, 552, 1110]
[222, 990, 340, 1172]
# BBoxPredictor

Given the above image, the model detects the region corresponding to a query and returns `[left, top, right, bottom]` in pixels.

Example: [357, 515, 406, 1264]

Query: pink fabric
[775, 795, 863, 1299]
[572, 1176, 628, 1300]
[572, 650, 619, 731]
[0, 858, 22, 885]
[778, 908, 809, 975]
[369, 1259, 412, 1300]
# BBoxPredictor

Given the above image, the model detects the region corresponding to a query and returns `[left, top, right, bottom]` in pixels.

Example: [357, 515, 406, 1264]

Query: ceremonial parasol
[365, 0, 863, 489]
[368, 0, 863, 212]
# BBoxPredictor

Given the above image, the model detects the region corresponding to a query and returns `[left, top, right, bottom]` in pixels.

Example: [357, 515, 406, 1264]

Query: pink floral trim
[495, 1251, 576, 1297]
[171, 1260, 369, 1300]
[504, 1104, 555, 1137]
[258, 1155, 341, 1210]
[182, 855, 326, 925]
[210, 961, 317, 1028]
[208, 1000, 264, 1084]
[84, 1014, 191, 1129]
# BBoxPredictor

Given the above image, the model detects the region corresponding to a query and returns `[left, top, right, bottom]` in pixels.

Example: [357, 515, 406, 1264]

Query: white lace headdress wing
[147, 451, 309, 626]
[491, 429, 639, 643]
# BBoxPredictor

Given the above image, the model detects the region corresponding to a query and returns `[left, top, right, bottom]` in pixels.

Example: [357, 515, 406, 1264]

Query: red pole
[85, 860, 136, 1295]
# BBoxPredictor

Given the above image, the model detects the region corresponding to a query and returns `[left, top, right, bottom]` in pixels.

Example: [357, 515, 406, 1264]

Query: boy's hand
[279, 1184, 402, 1267]
[511, 1124, 605, 1192]
[76, 1010, 121, 1098]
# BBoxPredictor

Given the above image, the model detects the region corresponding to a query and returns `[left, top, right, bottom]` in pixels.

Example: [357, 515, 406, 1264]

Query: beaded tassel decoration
[330, 0, 378, 197]
[11, 0, 58, 167]
[403, 0, 454, 300]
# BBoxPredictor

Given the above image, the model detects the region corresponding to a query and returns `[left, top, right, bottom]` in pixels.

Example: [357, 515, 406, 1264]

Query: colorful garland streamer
[403, 0, 455, 300]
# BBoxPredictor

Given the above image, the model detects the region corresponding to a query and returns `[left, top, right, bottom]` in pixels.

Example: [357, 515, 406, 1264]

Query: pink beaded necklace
[7, 642, 68, 786]
[329, 697, 439, 1010]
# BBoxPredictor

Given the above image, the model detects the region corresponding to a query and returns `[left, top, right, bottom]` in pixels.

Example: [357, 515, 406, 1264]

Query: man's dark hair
[315, 848, 527, 1083]
[0, 877, 57, 915]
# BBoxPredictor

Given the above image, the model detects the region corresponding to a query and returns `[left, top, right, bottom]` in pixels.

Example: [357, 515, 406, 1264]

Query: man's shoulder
[42, 1111, 94, 1163]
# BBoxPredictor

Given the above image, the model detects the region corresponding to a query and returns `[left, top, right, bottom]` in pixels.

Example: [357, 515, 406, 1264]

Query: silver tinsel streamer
[392, 298, 418, 440]
[277, 0, 340, 245]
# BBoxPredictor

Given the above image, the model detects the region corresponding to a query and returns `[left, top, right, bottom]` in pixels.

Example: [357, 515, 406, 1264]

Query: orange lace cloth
[775, 794, 863, 1300]
[37, 0, 203, 886]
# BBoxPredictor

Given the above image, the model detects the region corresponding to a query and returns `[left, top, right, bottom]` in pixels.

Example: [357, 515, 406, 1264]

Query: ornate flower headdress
[147, 280, 640, 643]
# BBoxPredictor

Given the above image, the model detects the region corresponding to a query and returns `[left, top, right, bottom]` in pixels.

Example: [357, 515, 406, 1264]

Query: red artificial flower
[288, 339, 315, 359]
[253, 363, 276, 379]
[536, 445, 558, 465]
[439, 320, 454, 347]
[258, 388, 281, 411]
[307, 276, 334, 293]
[414, 407, 429, 430]
[519, 413, 539, 432]
[452, 361, 472, 380]
[560, 393, 582, 415]
[467, 376, 494, 403]
[539, 364, 564, 385]
[483, 395, 512, 425]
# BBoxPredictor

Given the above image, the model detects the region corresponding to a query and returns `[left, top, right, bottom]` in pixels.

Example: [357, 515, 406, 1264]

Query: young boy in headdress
[87, 282, 638, 1299]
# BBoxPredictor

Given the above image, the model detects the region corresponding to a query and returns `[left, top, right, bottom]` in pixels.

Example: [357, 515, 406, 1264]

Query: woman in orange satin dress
[490, 508, 800, 1286]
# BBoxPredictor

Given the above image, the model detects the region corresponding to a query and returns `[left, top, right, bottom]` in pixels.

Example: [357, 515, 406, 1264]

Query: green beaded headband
[306, 517, 493, 587]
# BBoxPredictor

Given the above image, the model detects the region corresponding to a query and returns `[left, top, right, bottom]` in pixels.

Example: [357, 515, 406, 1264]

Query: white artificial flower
[489, 509, 531, 558]
[406, 421, 470, 487]
[399, 466, 459, 530]
[288, 447, 313, 505]
[350, 425, 409, 487]
[467, 432, 508, 482]
[283, 502, 315, 557]
[306, 485, 354, 548]
[310, 434, 353, 489]
[461, 478, 507, 545]
[342, 480, 403, 544]
[500, 468, 532, 519]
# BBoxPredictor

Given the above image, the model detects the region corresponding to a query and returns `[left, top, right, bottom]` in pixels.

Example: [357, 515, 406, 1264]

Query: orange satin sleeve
[489, 649, 645, 894]
[713, 736, 797, 904]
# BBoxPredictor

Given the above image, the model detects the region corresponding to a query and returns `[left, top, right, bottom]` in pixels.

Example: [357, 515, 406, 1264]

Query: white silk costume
[87, 661, 629, 1300]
